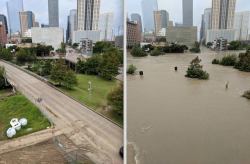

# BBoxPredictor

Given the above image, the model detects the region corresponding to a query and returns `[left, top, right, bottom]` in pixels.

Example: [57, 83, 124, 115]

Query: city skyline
[128, 0, 250, 34]
[0, 0, 123, 35]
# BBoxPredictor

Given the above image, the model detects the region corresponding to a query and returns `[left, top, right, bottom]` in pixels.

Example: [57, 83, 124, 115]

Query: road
[0, 61, 123, 164]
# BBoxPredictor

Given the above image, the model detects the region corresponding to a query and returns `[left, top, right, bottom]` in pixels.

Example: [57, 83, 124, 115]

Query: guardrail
[0, 59, 122, 128]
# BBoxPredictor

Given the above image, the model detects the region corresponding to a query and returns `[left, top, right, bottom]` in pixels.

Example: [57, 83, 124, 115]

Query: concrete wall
[31, 27, 64, 50]
[166, 26, 197, 47]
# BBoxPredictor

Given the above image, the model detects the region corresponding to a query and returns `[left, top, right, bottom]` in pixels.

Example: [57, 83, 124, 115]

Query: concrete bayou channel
[0, 61, 123, 164]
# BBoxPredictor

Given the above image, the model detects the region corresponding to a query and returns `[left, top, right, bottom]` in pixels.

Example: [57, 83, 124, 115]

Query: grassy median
[0, 91, 50, 140]
[59, 74, 122, 125]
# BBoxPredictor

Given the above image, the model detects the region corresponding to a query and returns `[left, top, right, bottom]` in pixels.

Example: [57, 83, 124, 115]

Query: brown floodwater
[127, 49, 250, 164]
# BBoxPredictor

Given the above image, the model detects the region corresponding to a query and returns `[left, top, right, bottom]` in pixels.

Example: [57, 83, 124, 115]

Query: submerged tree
[185, 56, 209, 80]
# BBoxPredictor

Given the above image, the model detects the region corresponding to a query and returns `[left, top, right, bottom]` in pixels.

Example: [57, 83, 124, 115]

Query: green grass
[59, 74, 123, 126]
[0, 91, 51, 140]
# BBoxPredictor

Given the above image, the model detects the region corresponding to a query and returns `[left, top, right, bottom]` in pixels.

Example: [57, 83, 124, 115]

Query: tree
[41, 60, 52, 76]
[190, 42, 201, 53]
[84, 55, 102, 75]
[50, 59, 77, 89]
[72, 43, 79, 49]
[63, 69, 77, 89]
[131, 45, 147, 57]
[186, 56, 209, 80]
[93, 41, 114, 54]
[207, 42, 213, 48]
[234, 51, 250, 72]
[99, 51, 120, 80]
[127, 64, 137, 74]
[228, 41, 244, 50]
[16, 48, 36, 64]
[50, 59, 68, 86]
[0, 66, 7, 89]
[220, 55, 237, 66]
[0, 48, 13, 61]
[107, 84, 123, 115]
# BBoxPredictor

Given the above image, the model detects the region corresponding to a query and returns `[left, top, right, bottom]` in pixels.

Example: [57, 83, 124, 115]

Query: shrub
[0, 48, 13, 61]
[127, 64, 137, 74]
[185, 56, 209, 80]
[150, 48, 162, 56]
[107, 84, 123, 115]
[190, 42, 201, 53]
[212, 59, 220, 64]
[234, 52, 250, 72]
[220, 55, 237, 66]
[243, 90, 250, 99]
[131, 45, 147, 57]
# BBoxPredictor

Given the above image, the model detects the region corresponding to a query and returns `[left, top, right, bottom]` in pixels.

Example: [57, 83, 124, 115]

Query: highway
[0, 60, 123, 164]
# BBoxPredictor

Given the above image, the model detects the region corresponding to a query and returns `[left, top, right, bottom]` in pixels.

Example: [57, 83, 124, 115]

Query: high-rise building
[211, 0, 236, 29]
[19, 11, 35, 37]
[141, 0, 158, 32]
[48, 0, 59, 27]
[234, 11, 250, 41]
[66, 9, 77, 42]
[0, 15, 8, 45]
[99, 12, 114, 41]
[200, 8, 212, 41]
[6, 0, 24, 34]
[154, 10, 169, 36]
[131, 13, 142, 32]
[77, 0, 100, 31]
[182, 0, 193, 26]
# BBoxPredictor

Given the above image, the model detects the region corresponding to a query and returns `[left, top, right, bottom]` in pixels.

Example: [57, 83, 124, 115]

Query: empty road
[0, 60, 123, 164]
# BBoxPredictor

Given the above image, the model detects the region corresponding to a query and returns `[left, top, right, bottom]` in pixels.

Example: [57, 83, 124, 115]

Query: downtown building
[206, 0, 237, 43]
[141, 0, 158, 32]
[77, 0, 100, 31]
[0, 15, 8, 45]
[182, 0, 193, 26]
[127, 20, 141, 47]
[66, 9, 77, 42]
[72, 0, 101, 47]
[19, 11, 35, 37]
[99, 12, 114, 41]
[154, 10, 169, 36]
[48, 0, 59, 27]
[166, 26, 197, 47]
[131, 13, 143, 42]
[200, 8, 212, 42]
[234, 11, 250, 41]
[6, 0, 24, 34]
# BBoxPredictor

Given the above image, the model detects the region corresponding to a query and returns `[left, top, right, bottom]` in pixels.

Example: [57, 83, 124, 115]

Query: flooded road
[127, 50, 250, 164]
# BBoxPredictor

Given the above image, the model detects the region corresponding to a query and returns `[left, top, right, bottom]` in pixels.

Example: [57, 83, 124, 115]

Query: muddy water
[127, 50, 250, 164]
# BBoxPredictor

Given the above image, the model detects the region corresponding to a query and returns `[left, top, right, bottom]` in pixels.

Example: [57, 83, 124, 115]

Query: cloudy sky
[0, 0, 123, 35]
[127, 0, 250, 34]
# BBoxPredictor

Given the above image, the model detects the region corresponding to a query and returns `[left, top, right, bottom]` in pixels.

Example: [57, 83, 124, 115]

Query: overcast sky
[0, 0, 123, 35]
[127, 0, 250, 34]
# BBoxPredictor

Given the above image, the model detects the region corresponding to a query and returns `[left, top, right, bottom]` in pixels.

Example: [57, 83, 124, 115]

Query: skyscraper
[19, 11, 35, 36]
[200, 8, 212, 41]
[234, 11, 250, 40]
[154, 10, 169, 35]
[6, 0, 24, 34]
[66, 9, 77, 42]
[182, 0, 193, 26]
[211, 0, 236, 29]
[77, 0, 100, 31]
[131, 13, 142, 32]
[141, 0, 158, 32]
[99, 12, 114, 41]
[48, 0, 59, 27]
[0, 15, 8, 45]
